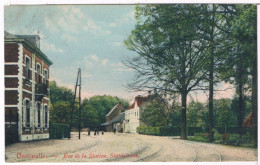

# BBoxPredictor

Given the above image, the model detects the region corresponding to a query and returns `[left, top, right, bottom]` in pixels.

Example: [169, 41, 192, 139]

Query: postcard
[3, 2, 258, 164]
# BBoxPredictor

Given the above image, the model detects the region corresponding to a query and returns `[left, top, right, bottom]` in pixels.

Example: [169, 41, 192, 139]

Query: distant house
[101, 104, 125, 132]
[5, 31, 53, 143]
[124, 92, 162, 133]
[243, 112, 253, 127]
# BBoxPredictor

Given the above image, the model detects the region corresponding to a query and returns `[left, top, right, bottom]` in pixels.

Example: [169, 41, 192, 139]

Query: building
[243, 112, 253, 127]
[124, 93, 163, 133]
[108, 112, 125, 133]
[5, 31, 53, 143]
[101, 104, 125, 132]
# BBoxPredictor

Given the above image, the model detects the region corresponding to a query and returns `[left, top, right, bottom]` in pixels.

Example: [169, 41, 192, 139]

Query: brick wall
[5, 78, 18, 88]
[5, 65, 18, 75]
[5, 44, 18, 62]
[5, 91, 18, 105]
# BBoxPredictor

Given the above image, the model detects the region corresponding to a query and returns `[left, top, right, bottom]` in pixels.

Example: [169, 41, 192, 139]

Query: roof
[110, 112, 125, 123]
[243, 112, 252, 127]
[105, 104, 119, 117]
[100, 122, 111, 126]
[101, 112, 125, 126]
[4, 31, 53, 65]
[126, 95, 152, 110]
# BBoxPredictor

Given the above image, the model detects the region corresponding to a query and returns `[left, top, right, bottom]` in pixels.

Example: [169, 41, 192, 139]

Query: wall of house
[5, 42, 50, 143]
[105, 104, 125, 132]
[125, 102, 140, 133]
[5, 43, 19, 144]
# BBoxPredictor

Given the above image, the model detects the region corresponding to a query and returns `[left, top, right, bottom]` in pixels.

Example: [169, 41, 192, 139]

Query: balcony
[35, 83, 49, 101]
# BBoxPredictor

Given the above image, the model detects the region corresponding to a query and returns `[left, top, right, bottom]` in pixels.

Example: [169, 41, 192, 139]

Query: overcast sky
[4, 5, 235, 103]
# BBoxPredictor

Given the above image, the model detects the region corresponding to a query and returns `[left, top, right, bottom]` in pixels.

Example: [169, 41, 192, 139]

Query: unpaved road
[5, 132, 257, 162]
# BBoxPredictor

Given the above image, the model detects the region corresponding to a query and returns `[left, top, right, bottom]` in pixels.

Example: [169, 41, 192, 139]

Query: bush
[159, 126, 180, 136]
[213, 129, 222, 143]
[137, 126, 203, 136]
[49, 123, 70, 139]
[187, 127, 204, 136]
[188, 136, 208, 142]
[137, 126, 160, 135]
[225, 134, 241, 145]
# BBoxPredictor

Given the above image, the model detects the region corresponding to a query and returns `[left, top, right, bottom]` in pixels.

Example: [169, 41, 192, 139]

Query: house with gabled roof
[124, 92, 163, 133]
[101, 103, 125, 132]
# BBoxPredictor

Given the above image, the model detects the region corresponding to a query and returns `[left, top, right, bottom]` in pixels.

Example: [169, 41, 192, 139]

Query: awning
[100, 122, 111, 126]
[109, 112, 125, 124]
[100, 112, 125, 126]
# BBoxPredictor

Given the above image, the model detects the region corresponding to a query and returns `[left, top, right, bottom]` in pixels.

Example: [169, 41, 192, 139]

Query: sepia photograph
[3, 2, 258, 163]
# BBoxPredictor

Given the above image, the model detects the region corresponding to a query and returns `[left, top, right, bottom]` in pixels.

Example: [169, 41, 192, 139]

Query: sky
[4, 5, 235, 103]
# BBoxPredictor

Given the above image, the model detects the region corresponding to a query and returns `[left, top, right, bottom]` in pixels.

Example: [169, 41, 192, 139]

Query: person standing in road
[113, 127, 116, 134]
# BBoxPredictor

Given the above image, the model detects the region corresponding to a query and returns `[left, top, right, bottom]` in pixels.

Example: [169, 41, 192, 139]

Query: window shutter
[29, 101, 32, 127]
[22, 99, 26, 127]
[35, 103, 38, 127]
[47, 106, 49, 128]
[41, 104, 44, 127]
[43, 105, 45, 127]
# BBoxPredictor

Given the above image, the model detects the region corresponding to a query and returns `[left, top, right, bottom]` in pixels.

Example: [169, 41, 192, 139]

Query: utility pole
[78, 68, 81, 139]
[68, 68, 82, 140]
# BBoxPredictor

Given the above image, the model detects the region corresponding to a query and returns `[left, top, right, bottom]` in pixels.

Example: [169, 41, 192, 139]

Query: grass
[188, 135, 257, 149]
[188, 136, 209, 143]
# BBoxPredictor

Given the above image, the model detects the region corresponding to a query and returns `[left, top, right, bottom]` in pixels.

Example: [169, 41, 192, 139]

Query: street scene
[4, 4, 257, 163]
[5, 132, 257, 162]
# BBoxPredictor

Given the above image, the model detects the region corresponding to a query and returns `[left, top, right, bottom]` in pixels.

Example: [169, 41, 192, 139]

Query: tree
[218, 5, 257, 139]
[49, 81, 74, 105]
[187, 100, 204, 127]
[231, 5, 257, 144]
[81, 99, 99, 128]
[140, 101, 168, 127]
[124, 5, 209, 139]
[49, 101, 72, 124]
[215, 99, 232, 129]
[49, 81, 74, 125]
[80, 95, 130, 128]
[196, 4, 237, 141]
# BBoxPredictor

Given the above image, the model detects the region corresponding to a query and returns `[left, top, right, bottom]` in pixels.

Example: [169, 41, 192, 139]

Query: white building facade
[124, 95, 152, 133]
[124, 101, 140, 133]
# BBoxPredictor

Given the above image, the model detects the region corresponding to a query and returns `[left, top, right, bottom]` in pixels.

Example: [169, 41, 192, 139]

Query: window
[36, 64, 41, 83]
[26, 100, 30, 127]
[44, 69, 48, 85]
[44, 105, 48, 127]
[37, 102, 41, 127]
[25, 57, 30, 81]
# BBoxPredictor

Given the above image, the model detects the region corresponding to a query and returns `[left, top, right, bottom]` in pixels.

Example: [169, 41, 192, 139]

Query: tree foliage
[124, 4, 256, 141]
[140, 101, 167, 127]
[124, 4, 210, 139]
[49, 81, 129, 129]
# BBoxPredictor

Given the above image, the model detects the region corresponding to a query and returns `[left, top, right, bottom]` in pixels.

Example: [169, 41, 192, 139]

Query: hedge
[137, 126, 252, 136]
[214, 127, 252, 135]
[137, 126, 203, 136]
[49, 123, 70, 139]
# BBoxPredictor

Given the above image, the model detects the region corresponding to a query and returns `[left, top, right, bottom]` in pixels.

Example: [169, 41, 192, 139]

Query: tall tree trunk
[208, 54, 214, 142]
[237, 80, 244, 137]
[252, 51, 257, 145]
[208, 4, 215, 142]
[237, 51, 244, 137]
[181, 92, 187, 140]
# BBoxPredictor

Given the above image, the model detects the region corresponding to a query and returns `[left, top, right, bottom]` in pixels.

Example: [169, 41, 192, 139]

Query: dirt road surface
[5, 132, 257, 162]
